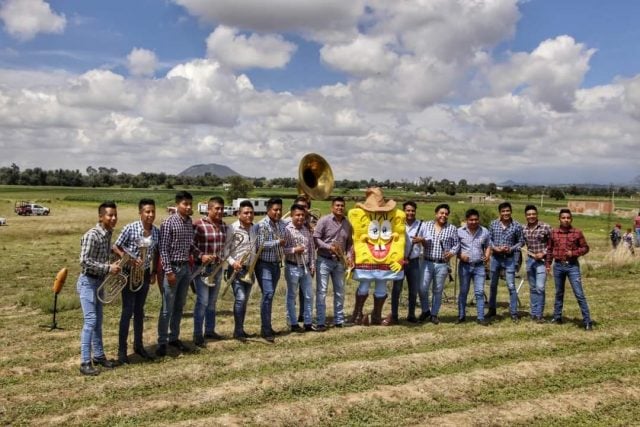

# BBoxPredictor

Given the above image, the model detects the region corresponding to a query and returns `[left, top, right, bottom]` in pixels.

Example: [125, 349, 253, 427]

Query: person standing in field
[622, 228, 634, 254]
[609, 223, 622, 249]
[77, 201, 121, 376]
[157, 191, 203, 356]
[192, 196, 227, 347]
[456, 208, 491, 326]
[546, 209, 594, 331]
[113, 198, 160, 364]
[522, 205, 552, 323]
[487, 202, 524, 322]
[634, 211, 640, 247]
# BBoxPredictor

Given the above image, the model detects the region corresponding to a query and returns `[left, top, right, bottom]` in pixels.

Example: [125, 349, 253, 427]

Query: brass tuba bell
[297, 153, 334, 200]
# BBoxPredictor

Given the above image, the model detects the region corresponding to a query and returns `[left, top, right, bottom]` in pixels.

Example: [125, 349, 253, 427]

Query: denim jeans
[458, 261, 486, 320]
[256, 260, 280, 334]
[157, 263, 191, 345]
[285, 264, 313, 326]
[357, 280, 388, 297]
[193, 266, 223, 339]
[391, 257, 422, 318]
[118, 270, 150, 353]
[489, 254, 518, 315]
[552, 262, 592, 325]
[421, 261, 449, 316]
[229, 266, 253, 336]
[315, 257, 346, 326]
[77, 274, 106, 363]
[526, 258, 546, 318]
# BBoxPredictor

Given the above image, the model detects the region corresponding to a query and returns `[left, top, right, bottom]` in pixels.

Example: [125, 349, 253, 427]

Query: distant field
[1, 186, 639, 426]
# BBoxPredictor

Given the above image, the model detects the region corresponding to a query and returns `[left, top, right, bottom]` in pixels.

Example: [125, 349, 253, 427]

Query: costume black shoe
[169, 339, 191, 352]
[455, 316, 466, 324]
[92, 356, 115, 369]
[155, 344, 167, 357]
[134, 346, 154, 360]
[204, 332, 224, 340]
[80, 362, 99, 376]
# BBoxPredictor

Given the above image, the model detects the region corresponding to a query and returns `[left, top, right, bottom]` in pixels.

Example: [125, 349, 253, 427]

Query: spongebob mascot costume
[348, 187, 405, 325]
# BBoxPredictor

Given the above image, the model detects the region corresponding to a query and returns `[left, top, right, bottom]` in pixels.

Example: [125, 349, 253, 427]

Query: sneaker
[155, 344, 167, 357]
[168, 340, 191, 352]
[80, 362, 99, 376]
[585, 322, 594, 331]
[92, 356, 115, 369]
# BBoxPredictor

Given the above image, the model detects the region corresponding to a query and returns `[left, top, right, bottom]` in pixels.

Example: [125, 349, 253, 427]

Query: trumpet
[97, 251, 133, 304]
[294, 235, 309, 276]
[130, 236, 152, 292]
[190, 232, 245, 285]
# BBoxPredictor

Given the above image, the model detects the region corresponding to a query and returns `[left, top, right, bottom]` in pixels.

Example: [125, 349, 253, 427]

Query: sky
[1, 0, 639, 185]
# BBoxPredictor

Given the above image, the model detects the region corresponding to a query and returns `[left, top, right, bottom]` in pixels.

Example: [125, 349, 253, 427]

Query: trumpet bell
[298, 153, 334, 200]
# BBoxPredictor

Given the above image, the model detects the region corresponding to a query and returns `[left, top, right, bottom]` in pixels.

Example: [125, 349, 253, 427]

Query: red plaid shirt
[193, 217, 228, 261]
[546, 226, 589, 269]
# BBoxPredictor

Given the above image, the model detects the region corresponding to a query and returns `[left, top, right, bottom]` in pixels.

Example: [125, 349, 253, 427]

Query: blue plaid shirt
[421, 221, 460, 261]
[254, 217, 287, 263]
[159, 213, 199, 274]
[488, 219, 524, 254]
[80, 223, 113, 277]
[458, 225, 491, 263]
[114, 220, 160, 270]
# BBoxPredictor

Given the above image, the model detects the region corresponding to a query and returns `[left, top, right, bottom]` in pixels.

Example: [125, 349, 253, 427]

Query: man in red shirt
[545, 209, 593, 330]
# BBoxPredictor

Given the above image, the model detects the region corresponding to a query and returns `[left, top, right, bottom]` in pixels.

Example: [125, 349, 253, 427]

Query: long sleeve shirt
[546, 226, 589, 269]
[522, 221, 552, 258]
[422, 221, 460, 262]
[404, 220, 425, 260]
[193, 217, 228, 261]
[80, 223, 113, 277]
[114, 220, 160, 270]
[284, 222, 316, 267]
[159, 213, 199, 274]
[226, 220, 255, 266]
[488, 219, 524, 254]
[313, 214, 354, 261]
[457, 225, 491, 264]
[254, 217, 287, 263]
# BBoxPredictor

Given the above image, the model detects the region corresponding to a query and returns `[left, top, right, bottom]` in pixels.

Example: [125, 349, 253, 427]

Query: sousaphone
[297, 153, 334, 200]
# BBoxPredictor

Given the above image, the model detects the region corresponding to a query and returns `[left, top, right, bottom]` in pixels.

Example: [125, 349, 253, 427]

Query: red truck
[15, 201, 50, 216]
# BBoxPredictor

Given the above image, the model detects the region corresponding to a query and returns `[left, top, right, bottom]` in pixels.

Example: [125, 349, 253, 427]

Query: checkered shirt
[193, 216, 228, 260]
[421, 220, 460, 261]
[284, 222, 316, 266]
[546, 226, 590, 269]
[159, 213, 199, 273]
[488, 219, 524, 253]
[80, 223, 113, 277]
[254, 217, 287, 263]
[523, 221, 551, 257]
[114, 220, 160, 270]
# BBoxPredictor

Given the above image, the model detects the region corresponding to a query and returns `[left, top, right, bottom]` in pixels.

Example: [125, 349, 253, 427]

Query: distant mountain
[178, 163, 242, 178]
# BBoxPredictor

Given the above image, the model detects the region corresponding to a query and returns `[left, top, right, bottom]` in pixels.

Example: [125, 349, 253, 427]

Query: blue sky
[1, 0, 639, 184]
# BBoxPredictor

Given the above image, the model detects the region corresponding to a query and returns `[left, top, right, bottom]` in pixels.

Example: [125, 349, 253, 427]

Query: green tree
[227, 175, 253, 200]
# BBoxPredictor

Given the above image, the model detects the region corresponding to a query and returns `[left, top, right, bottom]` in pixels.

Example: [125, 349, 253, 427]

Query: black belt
[554, 259, 578, 265]
[286, 260, 307, 267]
[425, 258, 446, 263]
[258, 260, 279, 265]
[461, 260, 485, 266]
[84, 272, 103, 280]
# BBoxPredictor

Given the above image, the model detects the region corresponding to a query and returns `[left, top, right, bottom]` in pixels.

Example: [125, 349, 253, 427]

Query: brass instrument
[190, 232, 245, 286]
[240, 228, 267, 284]
[273, 222, 286, 267]
[294, 234, 309, 276]
[298, 153, 334, 200]
[224, 249, 252, 287]
[333, 238, 353, 281]
[97, 251, 133, 304]
[130, 236, 152, 292]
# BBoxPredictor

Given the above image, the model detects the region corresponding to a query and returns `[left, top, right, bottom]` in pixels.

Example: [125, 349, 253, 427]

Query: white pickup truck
[15, 202, 50, 216]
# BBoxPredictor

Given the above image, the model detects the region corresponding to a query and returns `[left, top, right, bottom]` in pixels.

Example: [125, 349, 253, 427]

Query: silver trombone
[189, 232, 244, 285]
[294, 234, 309, 276]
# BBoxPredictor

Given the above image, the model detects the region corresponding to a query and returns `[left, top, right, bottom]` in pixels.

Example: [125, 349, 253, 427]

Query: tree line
[0, 163, 637, 198]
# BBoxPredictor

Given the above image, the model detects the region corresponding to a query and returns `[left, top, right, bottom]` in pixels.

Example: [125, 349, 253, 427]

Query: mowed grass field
[1, 187, 640, 426]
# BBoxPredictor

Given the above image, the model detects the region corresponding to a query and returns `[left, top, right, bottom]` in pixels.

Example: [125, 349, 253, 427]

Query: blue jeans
[526, 258, 546, 318]
[357, 280, 388, 297]
[285, 264, 313, 326]
[77, 274, 105, 363]
[193, 266, 223, 339]
[157, 263, 191, 345]
[489, 255, 518, 315]
[315, 257, 346, 326]
[256, 261, 280, 335]
[118, 270, 150, 353]
[229, 266, 253, 336]
[458, 261, 486, 320]
[391, 257, 422, 318]
[636, 228, 640, 247]
[421, 261, 449, 316]
[552, 262, 592, 325]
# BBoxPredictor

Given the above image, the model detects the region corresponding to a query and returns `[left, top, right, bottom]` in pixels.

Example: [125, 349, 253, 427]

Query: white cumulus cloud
[0, 0, 66, 41]
[127, 48, 158, 77]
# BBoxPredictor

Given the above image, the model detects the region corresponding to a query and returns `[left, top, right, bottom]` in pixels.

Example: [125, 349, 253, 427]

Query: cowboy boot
[371, 295, 388, 325]
[349, 293, 368, 325]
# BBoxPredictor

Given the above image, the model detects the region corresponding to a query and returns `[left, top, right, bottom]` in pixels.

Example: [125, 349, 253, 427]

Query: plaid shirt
[284, 222, 316, 267]
[523, 221, 551, 258]
[421, 220, 460, 261]
[193, 217, 228, 261]
[114, 220, 160, 270]
[159, 213, 199, 274]
[546, 226, 589, 268]
[80, 223, 113, 277]
[488, 219, 524, 254]
[457, 225, 490, 264]
[254, 217, 287, 263]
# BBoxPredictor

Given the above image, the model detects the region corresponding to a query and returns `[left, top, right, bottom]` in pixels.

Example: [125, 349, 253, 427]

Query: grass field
[1, 186, 639, 426]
